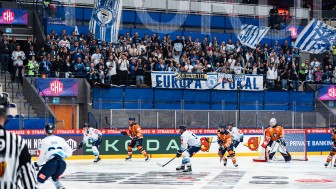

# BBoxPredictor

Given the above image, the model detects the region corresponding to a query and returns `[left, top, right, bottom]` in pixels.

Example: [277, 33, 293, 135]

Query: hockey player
[176, 125, 202, 172]
[261, 118, 291, 162]
[121, 117, 150, 161]
[227, 122, 244, 149]
[77, 123, 103, 162]
[35, 123, 73, 189]
[0, 94, 37, 189]
[217, 125, 238, 167]
[324, 127, 336, 167]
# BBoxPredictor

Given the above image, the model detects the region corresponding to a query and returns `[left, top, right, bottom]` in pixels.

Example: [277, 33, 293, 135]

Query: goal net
[253, 129, 308, 162]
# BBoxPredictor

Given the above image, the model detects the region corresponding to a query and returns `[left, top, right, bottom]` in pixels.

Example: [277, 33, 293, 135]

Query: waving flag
[238, 24, 270, 49]
[294, 19, 336, 54]
[89, 0, 122, 42]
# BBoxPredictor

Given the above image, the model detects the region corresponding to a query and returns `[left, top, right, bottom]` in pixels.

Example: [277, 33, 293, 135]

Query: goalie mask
[270, 118, 277, 127]
[45, 123, 55, 135]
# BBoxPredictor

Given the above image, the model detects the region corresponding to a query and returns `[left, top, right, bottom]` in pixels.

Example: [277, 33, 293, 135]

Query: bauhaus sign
[36, 78, 78, 97]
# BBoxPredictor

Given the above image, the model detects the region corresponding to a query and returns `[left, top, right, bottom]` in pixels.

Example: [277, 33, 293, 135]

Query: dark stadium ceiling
[271, 0, 335, 10]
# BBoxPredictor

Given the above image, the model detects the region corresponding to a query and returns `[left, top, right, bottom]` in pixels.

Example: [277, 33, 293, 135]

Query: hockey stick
[156, 149, 187, 167]
[156, 156, 177, 167]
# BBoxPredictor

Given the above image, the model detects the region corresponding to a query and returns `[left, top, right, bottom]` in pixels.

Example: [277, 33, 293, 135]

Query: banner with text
[151, 72, 264, 90]
[11, 129, 333, 156]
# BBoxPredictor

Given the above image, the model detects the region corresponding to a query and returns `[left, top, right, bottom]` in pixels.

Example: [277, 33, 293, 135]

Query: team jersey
[228, 127, 243, 142]
[37, 135, 73, 166]
[127, 123, 143, 139]
[265, 125, 284, 141]
[83, 128, 103, 143]
[218, 130, 233, 148]
[0, 128, 36, 189]
[180, 131, 202, 150]
[332, 132, 336, 146]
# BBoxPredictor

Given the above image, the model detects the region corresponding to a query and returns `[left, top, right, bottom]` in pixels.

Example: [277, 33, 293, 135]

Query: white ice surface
[38, 156, 336, 189]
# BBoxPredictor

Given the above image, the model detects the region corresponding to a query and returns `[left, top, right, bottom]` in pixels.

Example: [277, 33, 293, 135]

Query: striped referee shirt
[0, 127, 36, 189]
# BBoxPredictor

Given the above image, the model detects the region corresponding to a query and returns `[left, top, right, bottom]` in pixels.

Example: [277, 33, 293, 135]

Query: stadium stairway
[0, 74, 37, 118]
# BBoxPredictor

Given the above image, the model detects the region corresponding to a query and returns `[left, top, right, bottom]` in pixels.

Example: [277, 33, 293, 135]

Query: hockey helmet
[179, 125, 187, 133]
[83, 123, 90, 128]
[218, 125, 226, 134]
[129, 117, 135, 122]
[0, 94, 9, 117]
[45, 123, 55, 135]
[227, 122, 234, 127]
[270, 118, 277, 127]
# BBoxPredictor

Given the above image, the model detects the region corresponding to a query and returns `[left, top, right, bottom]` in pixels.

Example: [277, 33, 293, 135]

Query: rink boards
[8, 128, 334, 159]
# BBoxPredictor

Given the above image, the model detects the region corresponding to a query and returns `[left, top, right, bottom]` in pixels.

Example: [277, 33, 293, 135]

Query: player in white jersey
[176, 125, 202, 172]
[227, 122, 244, 150]
[77, 123, 103, 162]
[0, 94, 36, 189]
[34, 124, 73, 189]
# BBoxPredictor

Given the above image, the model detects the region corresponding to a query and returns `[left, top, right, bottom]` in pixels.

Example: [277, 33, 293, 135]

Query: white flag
[294, 19, 336, 54]
[238, 24, 270, 49]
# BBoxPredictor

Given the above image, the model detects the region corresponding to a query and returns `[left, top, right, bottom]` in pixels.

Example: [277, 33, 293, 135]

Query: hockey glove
[261, 140, 268, 148]
[121, 131, 127, 135]
[77, 142, 84, 149]
[176, 150, 183, 158]
[98, 134, 103, 140]
[217, 138, 223, 145]
[240, 136, 244, 142]
[133, 136, 139, 141]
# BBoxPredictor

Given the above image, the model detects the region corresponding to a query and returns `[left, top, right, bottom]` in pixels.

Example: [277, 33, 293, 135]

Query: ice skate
[93, 156, 101, 163]
[145, 155, 150, 162]
[183, 165, 192, 172]
[223, 159, 227, 166]
[176, 165, 185, 171]
[324, 162, 329, 167]
[54, 180, 65, 189]
[234, 163, 238, 167]
[125, 156, 132, 161]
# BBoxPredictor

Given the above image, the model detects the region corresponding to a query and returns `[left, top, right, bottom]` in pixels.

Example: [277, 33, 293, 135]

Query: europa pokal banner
[89, 0, 122, 42]
[151, 72, 264, 91]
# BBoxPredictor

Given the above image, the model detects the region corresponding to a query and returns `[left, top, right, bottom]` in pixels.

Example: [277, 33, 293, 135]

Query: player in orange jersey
[217, 125, 238, 167]
[121, 117, 150, 161]
[261, 118, 291, 162]
[324, 127, 336, 167]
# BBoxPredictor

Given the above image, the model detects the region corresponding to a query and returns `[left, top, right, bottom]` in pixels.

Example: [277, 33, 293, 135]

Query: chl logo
[2, 10, 14, 23]
[244, 137, 261, 151]
[328, 86, 336, 98]
[50, 80, 63, 95]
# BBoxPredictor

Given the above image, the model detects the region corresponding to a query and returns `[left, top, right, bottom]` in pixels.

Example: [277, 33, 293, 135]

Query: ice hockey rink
[38, 156, 335, 189]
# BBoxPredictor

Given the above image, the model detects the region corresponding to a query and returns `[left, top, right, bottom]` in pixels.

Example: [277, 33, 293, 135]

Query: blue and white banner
[238, 24, 270, 49]
[294, 19, 336, 54]
[89, 0, 122, 42]
[151, 72, 264, 91]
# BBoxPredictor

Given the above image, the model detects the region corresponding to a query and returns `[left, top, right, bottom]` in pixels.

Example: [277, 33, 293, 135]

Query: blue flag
[89, 0, 122, 42]
[294, 19, 336, 54]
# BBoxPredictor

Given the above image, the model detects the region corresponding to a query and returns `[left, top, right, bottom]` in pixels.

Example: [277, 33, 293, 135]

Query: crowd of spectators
[0, 29, 335, 91]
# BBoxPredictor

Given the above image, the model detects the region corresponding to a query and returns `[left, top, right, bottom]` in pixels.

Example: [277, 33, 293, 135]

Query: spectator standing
[118, 54, 129, 86]
[0, 36, 11, 73]
[11, 45, 26, 81]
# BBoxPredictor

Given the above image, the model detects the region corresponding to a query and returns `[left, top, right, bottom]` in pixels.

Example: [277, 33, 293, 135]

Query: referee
[0, 94, 36, 188]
